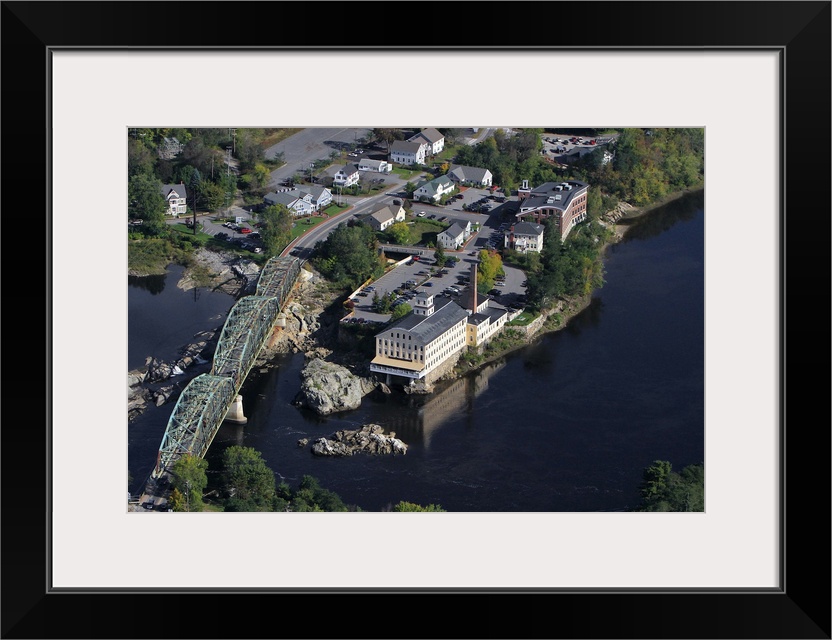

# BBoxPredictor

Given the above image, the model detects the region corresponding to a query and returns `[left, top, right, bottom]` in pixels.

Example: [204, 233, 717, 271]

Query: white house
[362, 204, 406, 231]
[305, 185, 332, 211]
[160, 183, 188, 217]
[437, 222, 468, 250]
[504, 221, 545, 253]
[358, 158, 392, 174]
[333, 163, 361, 187]
[263, 190, 314, 217]
[413, 175, 455, 202]
[389, 140, 427, 166]
[447, 164, 493, 187]
[408, 128, 445, 156]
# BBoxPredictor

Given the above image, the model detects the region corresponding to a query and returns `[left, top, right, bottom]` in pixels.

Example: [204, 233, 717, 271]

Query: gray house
[447, 164, 493, 187]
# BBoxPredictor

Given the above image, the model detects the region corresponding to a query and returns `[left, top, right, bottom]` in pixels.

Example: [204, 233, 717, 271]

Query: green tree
[170, 454, 208, 512]
[392, 501, 446, 512]
[221, 445, 276, 510]
[312, 222, 383, 290]
[252, 163, 271, 189]
[634, 460, 703, 512]
[391, 302, 412, 320]
[235, 128, 266, 171]
[260, 204, 293, 256]
[128, 174, 167, 235]
[374, 291, 395, 314]
[181, 137, 219, 177]
[586, 186, 604, 219]
[292, 475, 352, 512]
[127, 136, 156, 177]
[200, 180, 226, 211]
[433, 242, 446, 268]
[387, 221, 411, 245]
[372, 128, 403, 152]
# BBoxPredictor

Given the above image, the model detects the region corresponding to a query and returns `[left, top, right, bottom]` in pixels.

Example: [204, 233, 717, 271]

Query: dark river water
[128, 190, 704, 512]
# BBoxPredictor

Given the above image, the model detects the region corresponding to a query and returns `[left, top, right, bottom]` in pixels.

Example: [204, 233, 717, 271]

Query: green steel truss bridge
[150, 256, 302, 479]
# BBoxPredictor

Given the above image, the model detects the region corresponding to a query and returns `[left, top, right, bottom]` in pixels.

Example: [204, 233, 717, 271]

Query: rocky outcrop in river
[307, 424, 408, 457]
[293, 357, 377, 415]
[142, 330, 216, 383]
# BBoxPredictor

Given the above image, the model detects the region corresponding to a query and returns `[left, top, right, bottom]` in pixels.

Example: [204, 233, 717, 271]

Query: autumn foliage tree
[477, 249, 503, 292]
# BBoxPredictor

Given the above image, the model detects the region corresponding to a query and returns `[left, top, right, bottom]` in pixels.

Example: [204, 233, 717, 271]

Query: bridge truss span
[155, 374, 236, 476]
[149, 256, 303, 480]
[212, 295, 281, 390]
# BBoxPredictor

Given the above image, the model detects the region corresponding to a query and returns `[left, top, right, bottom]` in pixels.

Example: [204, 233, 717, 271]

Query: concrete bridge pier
[224, 394, 248, 425]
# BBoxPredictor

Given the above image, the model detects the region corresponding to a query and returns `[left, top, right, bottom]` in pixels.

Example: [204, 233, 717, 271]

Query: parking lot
[347, 231, 528, 325]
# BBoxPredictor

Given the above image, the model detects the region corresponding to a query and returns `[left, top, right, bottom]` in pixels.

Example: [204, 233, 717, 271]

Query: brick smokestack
[468, 260, 478, 313]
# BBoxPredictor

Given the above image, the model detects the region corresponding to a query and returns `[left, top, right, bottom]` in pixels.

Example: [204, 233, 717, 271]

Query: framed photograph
[5, 1, 829, 638]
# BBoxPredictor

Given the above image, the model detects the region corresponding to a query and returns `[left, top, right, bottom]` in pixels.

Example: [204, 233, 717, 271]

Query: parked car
[215, 232, 229, 241]
[240, 227, 252, 234]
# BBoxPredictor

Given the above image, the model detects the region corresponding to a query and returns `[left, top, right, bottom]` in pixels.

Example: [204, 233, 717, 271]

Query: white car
[417, 212, 427, 217]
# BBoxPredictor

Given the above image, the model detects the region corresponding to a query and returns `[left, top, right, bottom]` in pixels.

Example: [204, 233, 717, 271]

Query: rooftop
[385, 297, 470, 345]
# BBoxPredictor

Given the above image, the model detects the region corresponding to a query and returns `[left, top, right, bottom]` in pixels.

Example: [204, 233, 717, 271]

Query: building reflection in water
[381, 360, 507, 449]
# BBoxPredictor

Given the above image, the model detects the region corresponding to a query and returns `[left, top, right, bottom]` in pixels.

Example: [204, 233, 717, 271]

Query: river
[128, 190, 704, 512]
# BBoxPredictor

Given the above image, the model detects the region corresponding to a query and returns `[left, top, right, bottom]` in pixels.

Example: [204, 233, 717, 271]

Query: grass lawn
[170, 224, 212, 242]
[507, 310, 539, 326]
[407, 220, 448, 245]
[290, 216, 327, 240]
[391, 167, 425, 181]
[322, 202, 351, 216]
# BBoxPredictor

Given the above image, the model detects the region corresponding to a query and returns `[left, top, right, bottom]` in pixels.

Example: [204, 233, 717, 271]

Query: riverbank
[447, 186, 704, 380]
[127, 187, 703, 418]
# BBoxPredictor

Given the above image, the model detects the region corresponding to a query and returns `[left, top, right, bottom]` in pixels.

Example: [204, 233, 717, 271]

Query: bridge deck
[148, 257, 302, 485]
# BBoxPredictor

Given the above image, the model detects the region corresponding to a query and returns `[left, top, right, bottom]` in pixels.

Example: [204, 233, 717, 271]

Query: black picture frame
[3, 2, 829, 638]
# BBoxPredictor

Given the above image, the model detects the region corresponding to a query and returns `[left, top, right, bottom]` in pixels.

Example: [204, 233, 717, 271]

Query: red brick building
[516, 179, 588, 241]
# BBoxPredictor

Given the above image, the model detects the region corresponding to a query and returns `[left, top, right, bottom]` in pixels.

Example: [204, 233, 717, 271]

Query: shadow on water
[618, 189, 704, 243]
[128, 272, 167, 294]
[566, 297, 605, 335]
